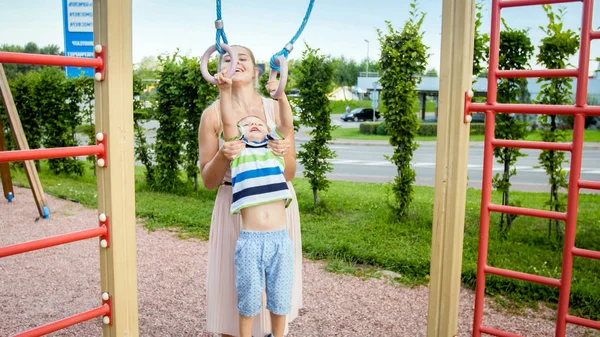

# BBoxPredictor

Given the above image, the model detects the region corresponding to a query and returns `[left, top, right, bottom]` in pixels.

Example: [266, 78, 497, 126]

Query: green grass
[329, 100, 436, 114]
[331, 127, 600, 143]
[9, 161, 600, 319]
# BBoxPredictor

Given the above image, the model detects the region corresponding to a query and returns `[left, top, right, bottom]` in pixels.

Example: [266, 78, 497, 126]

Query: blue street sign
[62, 0, 94, 78]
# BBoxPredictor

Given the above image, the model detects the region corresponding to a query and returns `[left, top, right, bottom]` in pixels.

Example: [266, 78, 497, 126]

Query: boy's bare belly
[240, 200, 287, 231]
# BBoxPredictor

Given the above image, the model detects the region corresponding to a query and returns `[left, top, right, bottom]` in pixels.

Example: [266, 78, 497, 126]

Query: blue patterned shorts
[234, 229, 294, 317]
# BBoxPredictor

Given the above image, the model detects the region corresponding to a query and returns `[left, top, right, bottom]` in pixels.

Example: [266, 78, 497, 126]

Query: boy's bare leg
[270, 313, 287, 337]
[239, 315, 254, 337]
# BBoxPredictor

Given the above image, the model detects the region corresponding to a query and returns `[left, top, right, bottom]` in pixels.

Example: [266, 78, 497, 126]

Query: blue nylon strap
[270, 0, 315, 71]
[215, 0, 229, 54]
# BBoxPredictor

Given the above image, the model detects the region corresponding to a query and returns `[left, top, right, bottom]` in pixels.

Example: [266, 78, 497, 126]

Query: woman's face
[221, 46, 257, 84]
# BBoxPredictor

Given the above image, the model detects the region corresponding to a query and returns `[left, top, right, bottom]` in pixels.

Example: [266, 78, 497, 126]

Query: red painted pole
[484, 266, 561, 287]
[488, 203, 567, 221]
[468, 102, 600, 115]
[473, 0, 501, 334]
[496, 68, 578, 78]
[555, 0, 593, 335]
[13, 304, 110, 337]
[0, 226, 107, 258]
[480, 325, 525, 337]
[565, 315, 600, 330]
[481, 326, 523, 337]
[491, 139, 572, 151]
[0, 144, 104, 163]
[500, 0, 580, 8]
[0, 52, 103, 69]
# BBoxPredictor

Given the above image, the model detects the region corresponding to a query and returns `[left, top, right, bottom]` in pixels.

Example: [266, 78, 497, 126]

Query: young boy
[215, 70, 295, 337]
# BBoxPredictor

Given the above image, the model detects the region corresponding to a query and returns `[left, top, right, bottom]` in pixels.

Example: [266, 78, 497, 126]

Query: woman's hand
[220, 139, 245, 161]
[265, 79, 284, 96]
[268, 137, 291, 157]
[215, 69, 232, 91]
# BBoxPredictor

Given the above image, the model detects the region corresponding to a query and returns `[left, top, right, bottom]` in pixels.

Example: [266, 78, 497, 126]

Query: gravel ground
[2, 186, 598, 337]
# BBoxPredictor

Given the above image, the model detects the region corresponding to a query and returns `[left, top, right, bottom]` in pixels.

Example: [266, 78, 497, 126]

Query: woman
[198, 45, 302, 337]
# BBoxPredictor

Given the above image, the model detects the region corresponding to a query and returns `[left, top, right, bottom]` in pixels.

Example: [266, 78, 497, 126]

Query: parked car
[341, 108, 380, 122]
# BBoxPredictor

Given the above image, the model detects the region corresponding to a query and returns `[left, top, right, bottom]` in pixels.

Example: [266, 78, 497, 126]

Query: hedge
[360, 121, 486, 137]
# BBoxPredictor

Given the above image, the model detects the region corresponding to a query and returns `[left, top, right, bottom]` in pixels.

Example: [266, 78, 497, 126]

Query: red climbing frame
[0, 51, 112, 336]
[465, 0, 600, 336]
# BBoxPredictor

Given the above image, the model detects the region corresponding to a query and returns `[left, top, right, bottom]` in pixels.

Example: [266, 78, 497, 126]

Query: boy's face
[239, 116, 268, 142]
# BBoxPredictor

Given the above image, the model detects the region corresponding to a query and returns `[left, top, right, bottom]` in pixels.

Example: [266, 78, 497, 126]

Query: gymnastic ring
[200, 43, 237, 85]
[269, 55, 288, 99]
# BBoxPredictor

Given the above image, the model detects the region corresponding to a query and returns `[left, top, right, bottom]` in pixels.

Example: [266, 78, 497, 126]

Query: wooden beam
[93, 0, 139, 336]
[426, 0, 475, 336]
[0, 113, 14, 200]
[0, 64, 47, 217]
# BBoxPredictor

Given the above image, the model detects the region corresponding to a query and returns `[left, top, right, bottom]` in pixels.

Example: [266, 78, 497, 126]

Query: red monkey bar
[0, 45, 106, 80]
[465, 0, 600, 335]
[0, 133, 107, 166]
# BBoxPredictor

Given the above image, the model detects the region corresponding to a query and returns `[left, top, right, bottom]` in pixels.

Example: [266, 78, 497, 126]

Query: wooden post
[426, 0, 475, 336]
[0, 64, 48, 217]
[93, 0, 138, 336]
[0, 113, 14, 200]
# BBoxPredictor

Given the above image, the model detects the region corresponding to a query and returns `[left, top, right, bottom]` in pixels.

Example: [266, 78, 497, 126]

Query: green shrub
[376, 122, 388, 135]
[418, 123, 437, 136]
[359, 122, 379, 135]
[360, 121, 487, 137]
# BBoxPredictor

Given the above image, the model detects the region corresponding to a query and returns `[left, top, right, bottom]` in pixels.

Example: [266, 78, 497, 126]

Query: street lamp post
[364, 39, 369, 77]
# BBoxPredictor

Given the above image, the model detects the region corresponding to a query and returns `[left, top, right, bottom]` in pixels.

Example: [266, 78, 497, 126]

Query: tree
[377, 0, 429, 219]
[0, 42, 62, 79]
[150, 53, 219, 192]
[492, 20, 533, 232]
[332, 56, 360, 88]
[38, 67, 85, 176]
[295, 44, 336, 206]
[424, 68, 438, 77]
[535, 5, 579, 238]
[473, 1, 490, 79]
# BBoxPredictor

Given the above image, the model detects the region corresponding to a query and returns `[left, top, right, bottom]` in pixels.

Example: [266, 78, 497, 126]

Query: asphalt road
[294, 140, 600, 193]
[296, 114, 600, 193]
[135, 118, 600, 193]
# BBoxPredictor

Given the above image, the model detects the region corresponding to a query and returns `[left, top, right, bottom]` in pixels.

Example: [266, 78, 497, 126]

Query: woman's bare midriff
[240, 200, 287, 231]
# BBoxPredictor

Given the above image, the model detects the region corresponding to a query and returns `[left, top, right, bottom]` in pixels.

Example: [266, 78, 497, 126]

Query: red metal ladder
[0, 50, 112, 336]
[465, 0, 600, 336]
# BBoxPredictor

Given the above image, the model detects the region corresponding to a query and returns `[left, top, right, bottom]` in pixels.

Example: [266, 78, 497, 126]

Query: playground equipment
[0, 0, 138, 336]
[2, 0, 599, 336]
[200, 0, 314, 99]
[0, 64, 49, 217]
[428, 0, 600, 336]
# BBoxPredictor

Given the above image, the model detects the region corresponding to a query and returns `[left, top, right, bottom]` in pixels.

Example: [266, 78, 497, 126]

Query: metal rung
[13, 305, 110, 337]
[488, 203, 567, 221]
[492, 139, 572, 152]
[500, 0, 580, 8]
[566, 315, 600, 330]
[572, 247, 600, 261]
[468, 103, 600, 116]
[0, 226, 107, 258]
[496, 69, 578, 79]
[0, 144, 104, 163]
[485, 266, 561, 287]
[579, 180, 600, 190]
[480, 325, 525, 337]
[0, 51, 103, 69]
[591, 31, 600, 40]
